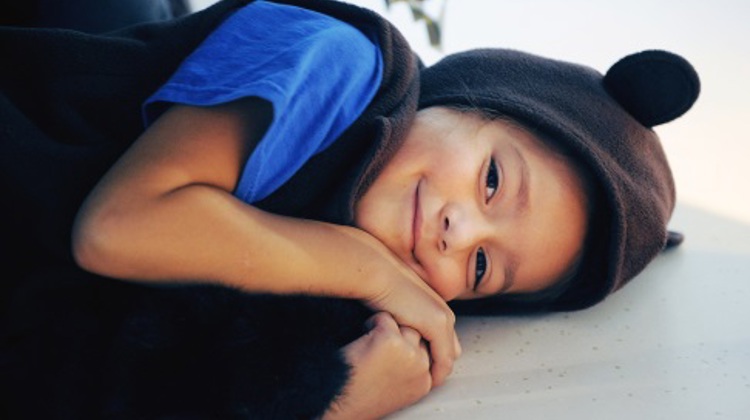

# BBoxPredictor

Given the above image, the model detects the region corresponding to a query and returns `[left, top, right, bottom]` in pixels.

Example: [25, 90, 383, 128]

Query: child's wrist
[327, 223, 396, 302]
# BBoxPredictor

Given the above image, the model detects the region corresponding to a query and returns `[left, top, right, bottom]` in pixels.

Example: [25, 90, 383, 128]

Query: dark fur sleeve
[1, 267, 372, 419]
[104, 288, 372, 419]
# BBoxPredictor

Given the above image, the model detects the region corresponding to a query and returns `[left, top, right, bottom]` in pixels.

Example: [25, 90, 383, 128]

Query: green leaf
[383, 0, 444, 50]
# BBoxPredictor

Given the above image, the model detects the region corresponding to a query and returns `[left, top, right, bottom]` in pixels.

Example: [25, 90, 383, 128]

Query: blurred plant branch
[383, 0, 446, 49]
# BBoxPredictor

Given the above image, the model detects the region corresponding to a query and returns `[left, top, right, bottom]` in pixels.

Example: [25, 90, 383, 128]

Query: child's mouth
[411, 179, 423, 265]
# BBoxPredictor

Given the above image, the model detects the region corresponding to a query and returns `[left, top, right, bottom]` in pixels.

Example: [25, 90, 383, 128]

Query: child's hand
[366, 274, 461, 389]
[324, 312, 432, 420]
[347, 226, 461, 388]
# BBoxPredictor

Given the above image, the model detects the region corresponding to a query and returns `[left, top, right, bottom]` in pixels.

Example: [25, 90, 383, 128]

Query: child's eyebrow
[495, 145, 527, 295]
[500, 256, 518, 293]
[512, 145, 530, 216]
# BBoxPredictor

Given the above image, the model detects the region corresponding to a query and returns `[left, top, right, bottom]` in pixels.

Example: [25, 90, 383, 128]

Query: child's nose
[438, 203, 492, 253]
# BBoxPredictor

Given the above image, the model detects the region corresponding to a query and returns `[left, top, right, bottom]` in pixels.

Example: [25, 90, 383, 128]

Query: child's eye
[474, 247, 488, 290]
[485, 158, 500, 202]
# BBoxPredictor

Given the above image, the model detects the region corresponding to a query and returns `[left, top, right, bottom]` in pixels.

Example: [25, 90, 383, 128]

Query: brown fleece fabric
[253, 0, 421, 225]
[423, 49, 700, 313]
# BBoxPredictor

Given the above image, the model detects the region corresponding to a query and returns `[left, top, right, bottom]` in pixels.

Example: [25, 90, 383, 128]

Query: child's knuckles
[403, 343, 428, 368]
[443, 309, 457, 330]
[366, 312, 384, 328]
[377, 332, 409, 355]
[418, 348, 431, 371]
[431, 360, 452, 386]
[432, 303, 456, 324]
[446, 308, 457, 325]
[405, 374, 432, 402]
[418, 373, 433, 396]
[404, 346, 426, 368]
[373, 312, 398, 329]
[372, 322, 400, 341]
[425, 310, 454, 337]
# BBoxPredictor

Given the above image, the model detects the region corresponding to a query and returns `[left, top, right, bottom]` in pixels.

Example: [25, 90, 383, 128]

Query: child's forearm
[73, 183, 389, 301]
[72, 99, 388, 301]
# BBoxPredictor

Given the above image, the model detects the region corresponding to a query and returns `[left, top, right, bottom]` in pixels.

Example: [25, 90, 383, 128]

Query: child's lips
[412, 179, 423, 265]
[409, 179, 431, 284]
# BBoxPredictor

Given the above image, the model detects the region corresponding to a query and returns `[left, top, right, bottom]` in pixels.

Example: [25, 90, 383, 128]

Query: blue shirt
[143, 0, 383, 202]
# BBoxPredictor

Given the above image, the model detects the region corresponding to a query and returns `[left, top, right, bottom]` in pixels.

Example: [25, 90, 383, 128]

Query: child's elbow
[71, 208, 121, 277]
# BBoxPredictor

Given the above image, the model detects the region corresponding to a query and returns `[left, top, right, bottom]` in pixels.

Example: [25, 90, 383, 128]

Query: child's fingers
[428, 340, 454, 387]
[398, 325, 422, 347]
[400, 326, 431, 373]
[365, 311, 399, 333]
[422, 315, 457, 387]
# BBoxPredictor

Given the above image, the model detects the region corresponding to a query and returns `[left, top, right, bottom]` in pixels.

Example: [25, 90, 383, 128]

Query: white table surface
[188, 1, 750, 418]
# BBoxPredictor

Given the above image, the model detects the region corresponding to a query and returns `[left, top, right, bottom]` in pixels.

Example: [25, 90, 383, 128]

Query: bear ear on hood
[604, 50, 700, 128]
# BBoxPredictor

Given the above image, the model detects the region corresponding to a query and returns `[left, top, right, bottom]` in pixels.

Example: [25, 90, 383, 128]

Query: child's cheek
[426, 266, 465, 302]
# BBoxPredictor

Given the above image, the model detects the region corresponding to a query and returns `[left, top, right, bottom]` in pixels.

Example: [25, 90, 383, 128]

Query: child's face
[355, 107, 588, 301]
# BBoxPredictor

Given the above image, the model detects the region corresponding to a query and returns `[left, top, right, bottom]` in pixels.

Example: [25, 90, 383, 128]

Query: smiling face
[354, 107, 589, 301]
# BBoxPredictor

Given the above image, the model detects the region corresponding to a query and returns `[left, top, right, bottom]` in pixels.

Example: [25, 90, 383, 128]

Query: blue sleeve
[143, 0, 383, 203]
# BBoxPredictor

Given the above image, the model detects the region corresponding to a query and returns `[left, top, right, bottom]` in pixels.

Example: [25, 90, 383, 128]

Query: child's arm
[72, 99, 459, 386]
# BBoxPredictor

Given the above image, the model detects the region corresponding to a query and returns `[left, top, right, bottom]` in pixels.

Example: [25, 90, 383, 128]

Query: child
[0, 0, 699, 418]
